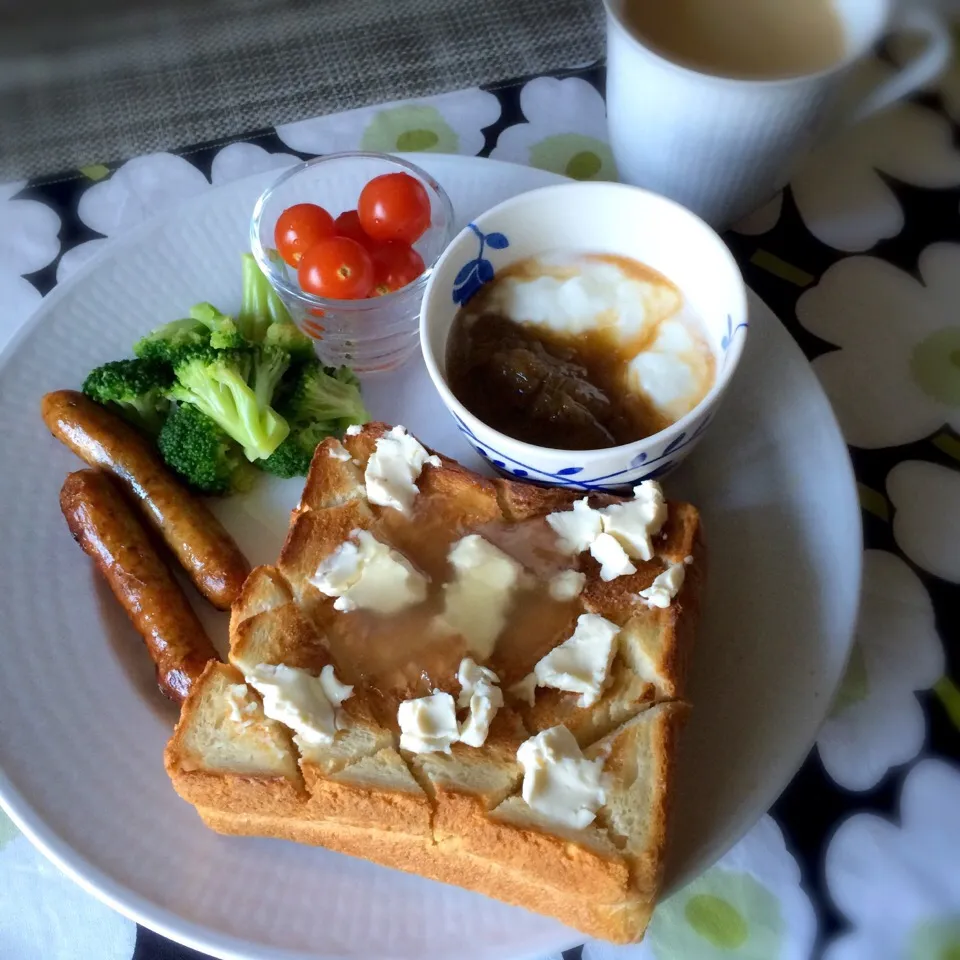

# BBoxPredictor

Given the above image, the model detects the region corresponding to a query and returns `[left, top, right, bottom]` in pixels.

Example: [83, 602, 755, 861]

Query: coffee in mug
[603, 0, 952, 227]
[621, 0, 846, 79]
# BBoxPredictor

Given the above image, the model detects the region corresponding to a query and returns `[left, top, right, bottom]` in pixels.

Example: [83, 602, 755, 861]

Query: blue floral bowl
[419, 181, 748, 490]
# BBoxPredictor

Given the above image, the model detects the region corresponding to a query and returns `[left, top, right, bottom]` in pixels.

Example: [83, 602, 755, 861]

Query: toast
[165, 423, 705, 943]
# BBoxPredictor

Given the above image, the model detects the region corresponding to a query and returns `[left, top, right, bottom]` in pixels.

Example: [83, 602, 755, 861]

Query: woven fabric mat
[0, 0, 604, 179]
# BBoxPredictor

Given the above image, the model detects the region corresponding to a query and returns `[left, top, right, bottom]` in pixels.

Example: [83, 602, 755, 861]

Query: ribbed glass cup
[251, 152, 454, 372]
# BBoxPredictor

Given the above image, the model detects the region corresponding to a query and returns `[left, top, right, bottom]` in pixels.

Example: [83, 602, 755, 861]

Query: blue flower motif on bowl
[721, 312, 749, 354]
[453, 414, 715, 492]
[451, 223, 509, 305]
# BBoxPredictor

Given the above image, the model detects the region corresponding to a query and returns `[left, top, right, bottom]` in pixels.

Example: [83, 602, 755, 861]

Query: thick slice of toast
[166, 423, 704, 943]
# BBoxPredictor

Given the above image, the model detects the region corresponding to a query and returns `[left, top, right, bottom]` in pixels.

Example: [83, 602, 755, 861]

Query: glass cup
[250, 152, 454, 372]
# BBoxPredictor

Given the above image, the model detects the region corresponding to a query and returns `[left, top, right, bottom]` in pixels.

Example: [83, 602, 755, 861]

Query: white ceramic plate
[0, 155, 861, 960]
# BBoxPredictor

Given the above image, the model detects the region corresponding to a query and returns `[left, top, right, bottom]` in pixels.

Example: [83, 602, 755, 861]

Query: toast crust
[195, 806, 653, 942]
[165, 424, 705, 944]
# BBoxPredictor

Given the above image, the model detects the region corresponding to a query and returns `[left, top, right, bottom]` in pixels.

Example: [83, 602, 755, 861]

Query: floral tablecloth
[2, 53, 960, 960]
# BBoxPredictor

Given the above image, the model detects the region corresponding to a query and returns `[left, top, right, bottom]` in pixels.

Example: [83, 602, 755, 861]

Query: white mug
[604, 0, 952, 228]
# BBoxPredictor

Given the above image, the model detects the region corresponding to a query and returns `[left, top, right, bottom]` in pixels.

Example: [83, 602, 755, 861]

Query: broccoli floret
[168, 347, 290, 461]
[259, 421, 337, 479]
[264, 320, 316, 365]
[158, 403, 257, 495]
[189, 302, 247, 350]
[133, 317, 211, 366]
[286, 361, 369, 433]
[238, 253, 293, 342]
[82, 358, 173, 435]
[250, 344, 291, 409]
[256, 362, 369, 478]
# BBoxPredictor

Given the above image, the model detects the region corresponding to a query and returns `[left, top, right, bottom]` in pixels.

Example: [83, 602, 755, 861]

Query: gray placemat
[0, 0, 605, 180]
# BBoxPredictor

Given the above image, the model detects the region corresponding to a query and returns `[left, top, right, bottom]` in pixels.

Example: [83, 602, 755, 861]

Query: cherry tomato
[334, 209, 378, 250]
[298, 237, 374, 300]
[371, 241, 426, 295]
[358, 173, 431, 244]
[274, 203, 336, 267]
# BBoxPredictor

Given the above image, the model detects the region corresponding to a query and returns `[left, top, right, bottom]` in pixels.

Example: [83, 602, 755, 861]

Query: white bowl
[419, 181, 749, 489]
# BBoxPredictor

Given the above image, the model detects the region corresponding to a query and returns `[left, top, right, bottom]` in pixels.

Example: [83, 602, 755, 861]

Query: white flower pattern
[817, 550, 944, 791]
[490, 76, 616, 181]
[796, 244, 960, 448]
[581, 816, 816, 960]
[59, 144, 298, 283]
[0, 180, 61, 352]
[276, 88, 500, 158]
[888, 460, 960, 584]
[733, 57, 960, 249]
[824, 759, 960, 960]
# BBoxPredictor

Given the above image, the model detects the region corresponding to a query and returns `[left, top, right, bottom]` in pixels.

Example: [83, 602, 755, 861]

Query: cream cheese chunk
[245, 663, 353, 748]
[318, 664, 354, 710]
[589, 532, 637, 581]
[546, 498, 604, 554]
[638, 561, 686, 608]
[510, 673, 538, 707]
[516, 725, 606, 829]
[398, 690, 460, 754]
[437, 535, 523, 658]
[344, 424, 363, 436]
[532, 614, 620, 707]
[364, 424, 440, 514]
[598, 481, 668, 562]
[309, 529, 428, 615]
[546, 482, 668, 580]
[457, 658, 503, 748]
[548, 569, 587, 601]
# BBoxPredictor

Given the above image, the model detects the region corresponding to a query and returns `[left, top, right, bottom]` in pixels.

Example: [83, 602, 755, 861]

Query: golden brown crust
[198, 807, 653, 943]
[301, 752, 434, 835]
[229, 565, 294, 639]
[433, 790, 629, 901]
[230, 598, 333, 676]
[296, 436, 368, 513]
[167, 423, 706, 944]
[493, 477, 583, 521]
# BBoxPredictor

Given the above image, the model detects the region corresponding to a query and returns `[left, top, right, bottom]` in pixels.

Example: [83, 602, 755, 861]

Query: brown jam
[445, 253, 712, 451]
[315, 491, 581, 722]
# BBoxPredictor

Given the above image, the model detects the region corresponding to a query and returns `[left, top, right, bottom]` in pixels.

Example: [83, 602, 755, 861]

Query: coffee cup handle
[847, 6, 952, 125]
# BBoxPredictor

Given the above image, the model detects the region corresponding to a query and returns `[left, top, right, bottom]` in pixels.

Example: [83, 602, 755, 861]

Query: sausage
[60, 469, 220, 701]
[42, 390, 249, 609]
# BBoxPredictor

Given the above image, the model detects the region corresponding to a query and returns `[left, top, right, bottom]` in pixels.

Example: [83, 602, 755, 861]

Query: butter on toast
[165, 423, 704, 943]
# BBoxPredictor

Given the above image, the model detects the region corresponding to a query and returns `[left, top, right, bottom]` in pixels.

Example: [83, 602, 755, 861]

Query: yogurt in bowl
[420, 181, 748, 490]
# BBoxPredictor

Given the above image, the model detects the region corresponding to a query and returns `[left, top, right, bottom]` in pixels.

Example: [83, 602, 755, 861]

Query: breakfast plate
[0, 155, 861, 960]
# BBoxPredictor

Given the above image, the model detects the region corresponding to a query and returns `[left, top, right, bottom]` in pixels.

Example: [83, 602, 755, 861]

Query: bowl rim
[249, 150, 455, 312]
[419, 180, 750, 459]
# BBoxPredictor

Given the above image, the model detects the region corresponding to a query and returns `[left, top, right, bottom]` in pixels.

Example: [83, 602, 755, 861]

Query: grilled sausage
[60, 469, 220, 701]
[42, 390, 249, 609]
